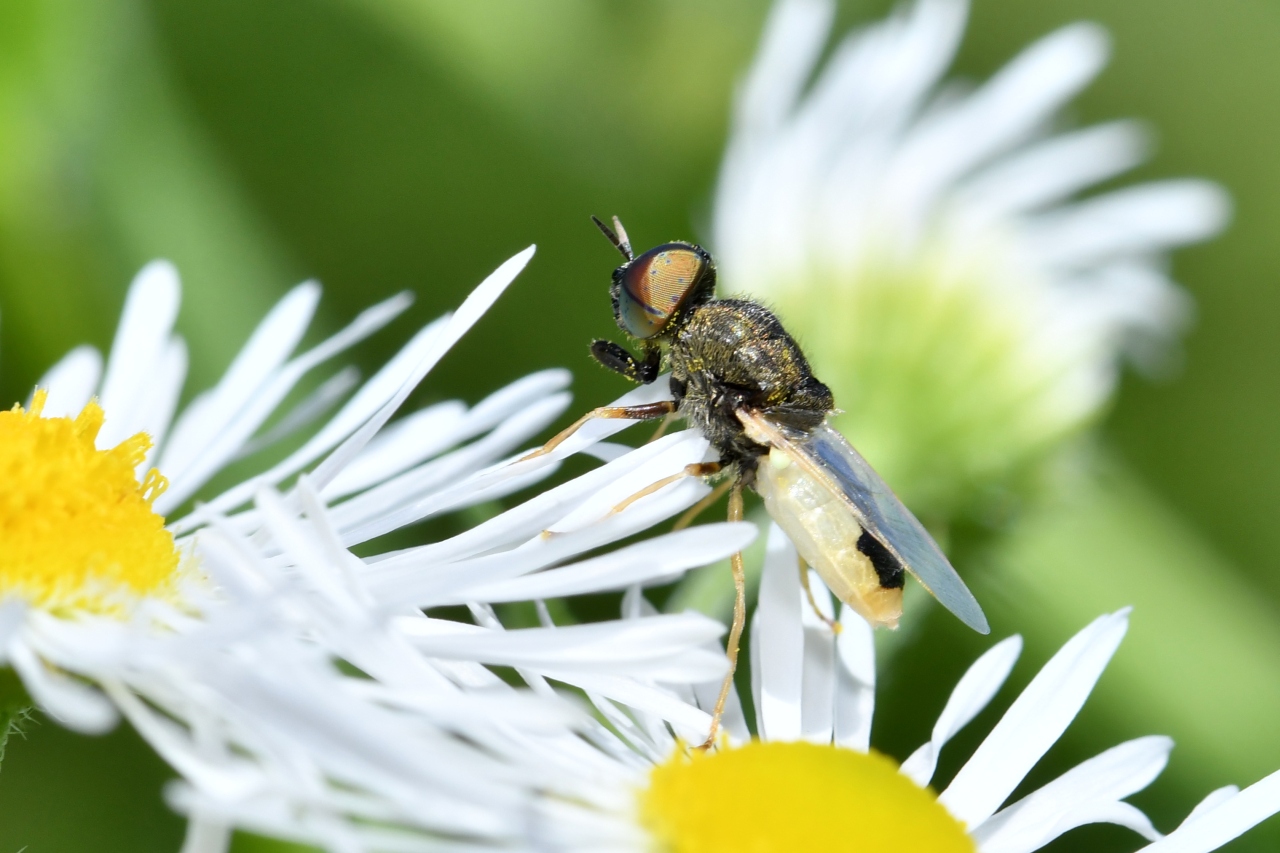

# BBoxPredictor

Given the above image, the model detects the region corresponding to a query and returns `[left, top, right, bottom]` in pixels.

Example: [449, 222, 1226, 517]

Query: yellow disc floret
[641, 740, 974, 853]
[0, 390, 179, 616]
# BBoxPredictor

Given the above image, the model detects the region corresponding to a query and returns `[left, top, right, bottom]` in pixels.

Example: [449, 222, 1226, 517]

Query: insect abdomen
[755, 446, 903, 629]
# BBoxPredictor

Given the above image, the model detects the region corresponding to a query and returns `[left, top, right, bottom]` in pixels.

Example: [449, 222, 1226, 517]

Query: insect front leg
[518, 400, 676, 462]
[590, 340, 660, 384]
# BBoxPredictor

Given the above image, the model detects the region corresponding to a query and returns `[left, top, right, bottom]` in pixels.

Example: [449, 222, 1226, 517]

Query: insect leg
[672, 477, 733, 530]
[608, 462, 721, 515]
[590, 340, 659, 384]
[700, 480, 746, 750]
[518, 400, 676, 462]
[798, 556, 842, 635]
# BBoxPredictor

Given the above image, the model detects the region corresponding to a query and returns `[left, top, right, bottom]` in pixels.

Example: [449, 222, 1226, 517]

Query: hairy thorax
[667, 299, 834, 468]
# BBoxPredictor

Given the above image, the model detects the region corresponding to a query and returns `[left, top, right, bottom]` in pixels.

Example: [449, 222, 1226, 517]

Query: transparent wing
[739, 411, 989, 634]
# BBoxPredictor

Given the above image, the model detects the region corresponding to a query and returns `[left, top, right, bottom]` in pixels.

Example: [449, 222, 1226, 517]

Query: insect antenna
[591, 214, 633, 261]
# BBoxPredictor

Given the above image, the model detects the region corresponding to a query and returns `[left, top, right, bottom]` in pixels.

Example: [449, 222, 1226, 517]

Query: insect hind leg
[608, 462, 722, 516]
[798, 556, 842, 635]
[700, 479, 747, 750]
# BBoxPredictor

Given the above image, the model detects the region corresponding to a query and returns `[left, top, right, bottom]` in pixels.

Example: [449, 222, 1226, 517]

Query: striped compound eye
[616, 243, 712, 339]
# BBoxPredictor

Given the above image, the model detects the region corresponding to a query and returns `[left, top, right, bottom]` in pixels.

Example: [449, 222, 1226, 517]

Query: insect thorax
[666, 299, 834, 470]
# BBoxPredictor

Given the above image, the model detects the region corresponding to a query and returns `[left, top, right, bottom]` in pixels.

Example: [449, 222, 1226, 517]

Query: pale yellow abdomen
[755, 446, 902, 629]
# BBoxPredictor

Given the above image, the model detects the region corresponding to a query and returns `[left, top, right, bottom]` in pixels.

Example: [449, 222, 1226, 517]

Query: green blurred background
[1, 0, 1278, 850]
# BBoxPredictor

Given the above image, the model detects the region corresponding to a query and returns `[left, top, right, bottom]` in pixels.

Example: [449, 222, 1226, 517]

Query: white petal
[1181, 787, 1239, 826]
[99, 260, 181, 448]
[230, 367, 362, 461]
[8, 639, 117, 733]
[324, 368, 569, 499]
[137, 337, 189, 467]
[939, 609, 1129, 827]
[323, 391, 572, 543]
[36, 345, 103, 417]
[545, 430, 711, 535]
[957, 120, 1148, 218]
[1025, 180, 1231, 268]
[179, 814, 232, 853]
[754, 524, 804, 741]
[161, 282, 321, 480]
[1137, 769, 1280, 853]
[799, 569, 837, 744]
[735, 0, 833, 139]
[161, 291, 414, 516]
[306, 246, 536, 494]
[453, 523, 756, 603]
[973, 735, 1170, 853]
[901, 635, 1022, 786]
[397, 615, 725, 681]
[884, 22, 1110, 237]
[833, 605, 875, 751]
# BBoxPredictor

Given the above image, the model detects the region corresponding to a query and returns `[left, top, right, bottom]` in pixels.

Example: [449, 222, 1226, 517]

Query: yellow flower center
[0, 391, 179, 616]
[641, 740, 974, 853]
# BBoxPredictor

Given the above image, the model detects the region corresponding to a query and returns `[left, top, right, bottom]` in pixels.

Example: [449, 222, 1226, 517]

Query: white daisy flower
[0, 249, 519, 733]
[0, 250, 759, 850]
[524, 525, 1280, 853]
[0, 246, 737, 728]
[93, 427, 754, 852]
[712, 0, 1230, 516]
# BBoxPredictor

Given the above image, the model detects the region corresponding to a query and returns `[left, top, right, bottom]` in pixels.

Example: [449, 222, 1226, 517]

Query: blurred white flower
[712, 0, 1230, 517]
[522, 524, 1280, 853]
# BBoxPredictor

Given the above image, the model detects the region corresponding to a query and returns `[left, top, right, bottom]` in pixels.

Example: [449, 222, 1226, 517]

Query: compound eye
[617, 245, 707, 339]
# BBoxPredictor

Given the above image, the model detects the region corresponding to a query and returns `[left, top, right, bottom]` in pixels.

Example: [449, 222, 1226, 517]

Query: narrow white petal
[833, 605, 875, 751]
[179, 814, 232, 853]
[137, 337, 189, 466]
[799, 568, 837, 744]
[99, 260, 181, 447]
[885, 22, 1110, 234]
[939, 609, 1129, 827]
[1044, 801, 1161, 846]
[398, 615, 725, 680]
[8, 639, 117, 733]
[325, 369, 570, 500]
[1026, 180, 1231, 267]
[230, 367, 362, 461]
[957, 120, 1148, 218]
[323, 392, 572, 542]
[306, 246, 536, 493]
[161, 282, 321, 479]
[545, 431, 712, 535]
[558, 671, 715, 734]
[374, 428, 698, 568]
[454, 523, 756, 603]
[1137, 770, 1280, 853]
[1182, 787, 1240, 826]
[161, 291, 414, 516]
[735, 0, 833, 139]
[0, 601, 26, 654]
[36, 345, 102, 417]
[901, 635, 1022, 786]
[754, 524, 804, 741]
[973, 735, 1171, 853]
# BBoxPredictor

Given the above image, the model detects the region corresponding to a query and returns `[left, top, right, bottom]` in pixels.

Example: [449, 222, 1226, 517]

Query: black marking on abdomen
[857, 530, 905, 589]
